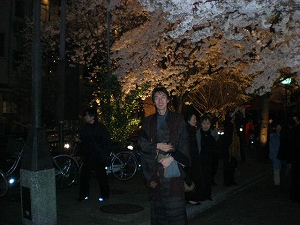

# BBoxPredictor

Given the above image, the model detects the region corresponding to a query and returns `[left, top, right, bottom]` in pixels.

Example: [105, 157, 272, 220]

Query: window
[3, 101, 17, 114]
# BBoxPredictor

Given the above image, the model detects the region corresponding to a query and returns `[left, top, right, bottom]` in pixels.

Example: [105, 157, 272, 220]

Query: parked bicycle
[0, 137, 79, 197]
[53, 154, 79, 189]
[69, 135, 142, 181]
[0, 137, 25, 197]
[106, 142, 141, 181]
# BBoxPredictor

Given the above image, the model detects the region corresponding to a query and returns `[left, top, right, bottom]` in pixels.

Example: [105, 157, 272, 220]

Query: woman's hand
[157, 143, 174, 152]
[159, 156, 174, 168]
[150, 181, 157, 188]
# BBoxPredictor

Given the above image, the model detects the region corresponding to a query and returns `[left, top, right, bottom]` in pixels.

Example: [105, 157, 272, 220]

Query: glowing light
[64, 143, 70, 149]
[280, 78, 292, 85]
[9, 178, 15, 184]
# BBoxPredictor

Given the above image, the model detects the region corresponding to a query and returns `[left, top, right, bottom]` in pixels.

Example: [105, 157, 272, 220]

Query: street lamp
[20, 0, 57, 223]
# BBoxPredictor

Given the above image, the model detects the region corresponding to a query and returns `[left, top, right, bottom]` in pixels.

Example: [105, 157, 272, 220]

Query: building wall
[0, 0, 33, 132]
[0, 0, 11, 85]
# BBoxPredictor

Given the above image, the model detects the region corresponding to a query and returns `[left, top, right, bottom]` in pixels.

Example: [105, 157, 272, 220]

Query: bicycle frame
[6, 151, 22, 177]
[2, 149, 23, 187]
[0, 137, 80, 196]
[0, 147, 23, 197]
[68, 139, 142, 181]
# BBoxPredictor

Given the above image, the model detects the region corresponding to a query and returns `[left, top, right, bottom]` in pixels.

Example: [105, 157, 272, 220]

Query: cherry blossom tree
[112, 1, 298, 108]
[16, 0, 300, 144]
[112, 0, 300, 148]
[112, 14, 252, 112]
[187, 68, 251, 116]
[136, 0, 300, 91]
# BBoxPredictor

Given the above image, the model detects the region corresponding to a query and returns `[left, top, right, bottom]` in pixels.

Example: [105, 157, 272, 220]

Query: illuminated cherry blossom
[112, 0, 300, 97]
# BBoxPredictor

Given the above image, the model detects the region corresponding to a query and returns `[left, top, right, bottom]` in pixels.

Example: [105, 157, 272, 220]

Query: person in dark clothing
[221, 109, 238, 186]
[186, 114, 218, 204]
[139, 87, 190, 225]
[288, 116, 300, 203]
[276, 124, 292, 193]
[76, 108, 112, 202]
[184, 113, 198, 204]
[269, 123, 282, 186]
[185, 113, 198, 161]
[234, 107, 246, 162]
[211, 112, 221, 186]
[245, 119, 256, 147]
[194, 114, 218, 201]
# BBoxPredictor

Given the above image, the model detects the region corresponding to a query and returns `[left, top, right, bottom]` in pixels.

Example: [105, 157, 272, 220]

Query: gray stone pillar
[20, 169, 57, 225]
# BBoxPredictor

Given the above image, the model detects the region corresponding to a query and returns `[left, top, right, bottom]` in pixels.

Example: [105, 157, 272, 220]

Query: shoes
[77, 196, 89, 201]
[98, 197, 109, 203]
[188, 200, 201, 205]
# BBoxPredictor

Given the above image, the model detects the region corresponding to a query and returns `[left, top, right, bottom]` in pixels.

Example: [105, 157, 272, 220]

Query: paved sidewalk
[0, 147, 271, 225]
[185, 148, 271, 221]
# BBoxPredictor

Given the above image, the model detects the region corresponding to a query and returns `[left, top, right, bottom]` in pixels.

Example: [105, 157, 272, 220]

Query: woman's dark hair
[85, 108, 98, 121]
[199, 113, 212, 124]
[225, 110, 233, 121]
[151, 86, 170, 102]
[185, 113, 195, 123]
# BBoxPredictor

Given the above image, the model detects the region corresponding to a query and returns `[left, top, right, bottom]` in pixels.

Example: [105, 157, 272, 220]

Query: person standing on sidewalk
[195, 114, 218, 201]
[211, 112, 221, 186]
[139, 86, 190, 225]
[234, 107, 246, 162]
[221, 109, 240, 186]
[288, 115, 300, 203]
[184, 113, 199, 204]
[269, 123, 282, 186]
[76, 108, 112, 202]
[276, 123, 291, 193]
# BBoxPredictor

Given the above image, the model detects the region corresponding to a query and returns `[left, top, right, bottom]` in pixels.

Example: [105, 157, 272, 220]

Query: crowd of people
[268, 115, 300, 203]
[183, 106, 247, 205]
[74, 86, 299, 225]
[138, 87, 256, 224]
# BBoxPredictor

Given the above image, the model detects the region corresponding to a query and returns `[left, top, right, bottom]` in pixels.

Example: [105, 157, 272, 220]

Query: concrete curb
[186, 170, 271, 219]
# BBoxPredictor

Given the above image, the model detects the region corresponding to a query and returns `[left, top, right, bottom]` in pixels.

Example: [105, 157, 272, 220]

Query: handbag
[164, 160, 181, 178]
[156, 151, 181, 178]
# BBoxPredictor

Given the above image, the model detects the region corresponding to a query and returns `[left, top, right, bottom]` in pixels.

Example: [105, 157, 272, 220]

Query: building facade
[0, 0, 60, 132]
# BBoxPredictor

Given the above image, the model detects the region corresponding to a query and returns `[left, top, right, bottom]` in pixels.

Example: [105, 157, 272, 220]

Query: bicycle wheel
[0, 170, 8, 197]
[111, 152, 138, 181]
[53, 155, 79, 188]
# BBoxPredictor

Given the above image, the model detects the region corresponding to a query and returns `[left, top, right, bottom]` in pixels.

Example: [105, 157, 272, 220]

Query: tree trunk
[171, 94, 184, 113]
[176, 98, 184, 113]
[258, 93, 270, 161]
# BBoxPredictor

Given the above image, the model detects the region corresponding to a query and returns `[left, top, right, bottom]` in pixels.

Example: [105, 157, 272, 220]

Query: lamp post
[281, 77, 292, 126]
[20, 0, 57, 224]
[57, 0, 67, 152]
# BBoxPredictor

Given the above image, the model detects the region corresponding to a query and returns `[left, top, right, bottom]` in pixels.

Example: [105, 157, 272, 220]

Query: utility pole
[57, 0, 67, 152]
[20, 0, 57, 224]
